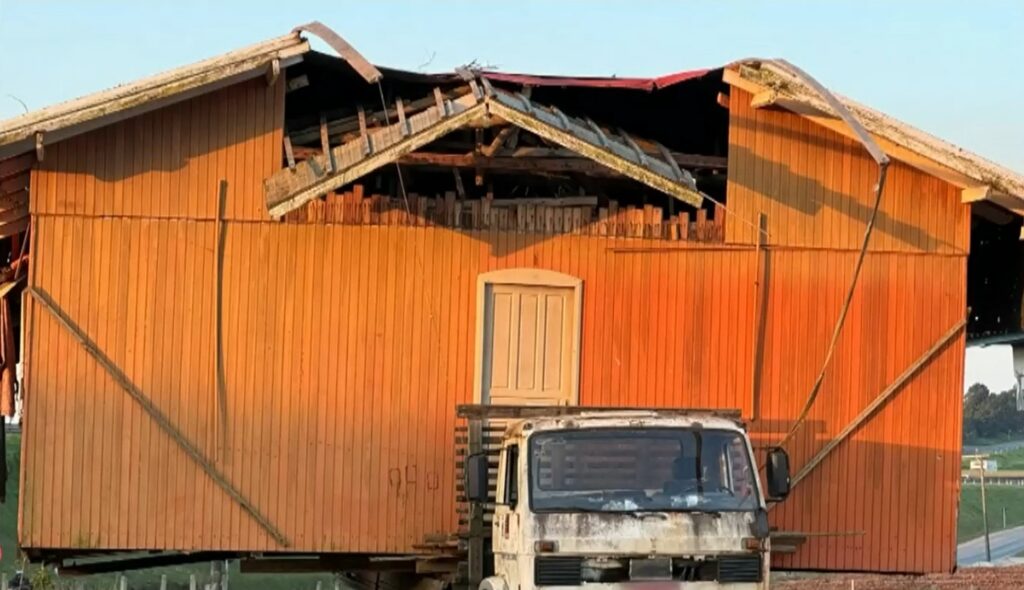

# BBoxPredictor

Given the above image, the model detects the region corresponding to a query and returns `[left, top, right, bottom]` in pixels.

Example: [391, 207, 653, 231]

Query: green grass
[958, 484, 1024, 542]
[962, 446, 1024, 470]
[0, 434, 335, 589]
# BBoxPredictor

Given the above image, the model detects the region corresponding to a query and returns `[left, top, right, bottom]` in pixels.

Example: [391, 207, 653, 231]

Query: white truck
[461, 406, 791, 589]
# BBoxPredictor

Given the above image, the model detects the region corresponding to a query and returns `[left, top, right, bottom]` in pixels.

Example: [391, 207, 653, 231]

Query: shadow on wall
[728, 114, 960, 254]
[36, 77, 279, 182]
[762, 437, 961, 575]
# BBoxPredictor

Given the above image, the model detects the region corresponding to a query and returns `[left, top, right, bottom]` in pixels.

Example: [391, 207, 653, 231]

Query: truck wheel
[478, 576, 508, 590]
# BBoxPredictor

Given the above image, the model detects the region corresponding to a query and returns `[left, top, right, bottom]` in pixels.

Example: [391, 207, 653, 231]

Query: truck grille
[535, 556, 583, 586]
[717, 555, 762, 583]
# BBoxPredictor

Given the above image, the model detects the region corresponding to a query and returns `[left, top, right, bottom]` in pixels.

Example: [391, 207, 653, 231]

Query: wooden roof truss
[264, 78, 706, 219]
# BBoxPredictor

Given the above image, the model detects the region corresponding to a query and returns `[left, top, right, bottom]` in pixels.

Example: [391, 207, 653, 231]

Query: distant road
[963, 439, 1024, 454]
[958, 525, 1024, 565]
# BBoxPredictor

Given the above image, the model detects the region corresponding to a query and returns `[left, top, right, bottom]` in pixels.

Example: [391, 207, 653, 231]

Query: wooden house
[0, 23, 1022, 576]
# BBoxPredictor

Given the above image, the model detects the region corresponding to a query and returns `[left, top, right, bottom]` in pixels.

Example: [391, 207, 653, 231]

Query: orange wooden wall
[20, 80, 968, 574]
[727, 87, 967, 573]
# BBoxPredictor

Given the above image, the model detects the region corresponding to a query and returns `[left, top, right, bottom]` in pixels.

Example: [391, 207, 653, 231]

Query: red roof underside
[480, 68, 713, 90]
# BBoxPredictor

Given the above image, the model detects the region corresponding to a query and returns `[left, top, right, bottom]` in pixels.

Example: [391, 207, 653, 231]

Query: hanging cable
[376, 81, 411, 214]
[763, 60, 892, 448]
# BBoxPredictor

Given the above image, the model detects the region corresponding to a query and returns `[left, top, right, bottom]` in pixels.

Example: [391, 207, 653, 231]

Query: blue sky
[0, 1, 1021, 390]
[0, 1, 1021, 169]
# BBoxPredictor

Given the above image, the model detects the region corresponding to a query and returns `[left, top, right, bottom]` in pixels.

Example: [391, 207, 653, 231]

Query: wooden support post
[467, 416, 484, 587]
[357, 106, 372, 155]
[452, 169, 466, 199]
[214, 180, 229, 461]
[787, 317, 966, 490]
[396, 98, 409, 136]
[283, 136, 296, 170]
[27, 286, 290, 545]
[981, 464, 991, 562]
[750, 213, 768, 421]
[320, 113, 334, 172]
[434, 87, 447, 117]
[34, 131, 44, 162]
[265, 58, 281, 86]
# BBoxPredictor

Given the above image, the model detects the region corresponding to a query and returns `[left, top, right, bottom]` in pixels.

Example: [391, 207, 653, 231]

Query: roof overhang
[723, 60, 1024, 220]
[0, 32, 310, 161]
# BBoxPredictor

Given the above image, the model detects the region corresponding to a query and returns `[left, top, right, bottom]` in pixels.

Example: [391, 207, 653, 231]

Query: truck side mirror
[765, 447, 791, 500]
[465, 452, 490, 503]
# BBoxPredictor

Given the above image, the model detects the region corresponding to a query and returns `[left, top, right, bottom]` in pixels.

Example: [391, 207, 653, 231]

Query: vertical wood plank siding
[727, 87, 966, 573]
[726, 88, 969, 254]
[20, 80, 965, 573]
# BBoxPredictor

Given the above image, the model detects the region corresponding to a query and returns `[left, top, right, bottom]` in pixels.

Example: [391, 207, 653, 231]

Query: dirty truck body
[465, 408, 787, 589]
[2, 22, 1023, 579]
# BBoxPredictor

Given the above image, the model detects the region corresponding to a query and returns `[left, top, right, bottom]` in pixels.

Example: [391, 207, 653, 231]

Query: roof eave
[722, 61, 1024, 212]
[0, 32, 310, 161]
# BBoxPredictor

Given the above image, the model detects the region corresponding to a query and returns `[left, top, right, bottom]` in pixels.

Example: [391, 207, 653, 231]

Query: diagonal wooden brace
[28, 286, 291, 548]
[787, 316, 967, 491]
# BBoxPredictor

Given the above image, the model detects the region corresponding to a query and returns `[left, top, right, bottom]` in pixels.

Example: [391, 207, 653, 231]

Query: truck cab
[465, 410, 790, 589]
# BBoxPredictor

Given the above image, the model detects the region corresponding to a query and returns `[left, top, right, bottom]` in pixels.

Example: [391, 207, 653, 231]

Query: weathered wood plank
[265, 93, 485, 218]
[484, 89, 704, 207]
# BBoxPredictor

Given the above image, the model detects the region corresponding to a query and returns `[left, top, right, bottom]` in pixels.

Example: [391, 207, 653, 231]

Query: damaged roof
[723, 60, 1024, 206]
[265, 79, 705, 218]
[0, 21, 1021, 209]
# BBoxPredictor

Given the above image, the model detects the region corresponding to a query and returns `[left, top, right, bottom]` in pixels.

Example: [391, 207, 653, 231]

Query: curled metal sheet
[292, 21, 382, 83]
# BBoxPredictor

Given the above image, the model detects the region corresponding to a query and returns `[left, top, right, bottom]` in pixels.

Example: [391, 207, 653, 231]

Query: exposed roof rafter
[264, 79, 707, 218]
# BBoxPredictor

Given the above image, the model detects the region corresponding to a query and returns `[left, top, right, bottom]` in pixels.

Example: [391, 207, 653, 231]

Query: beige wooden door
[482, 283, 577, 406]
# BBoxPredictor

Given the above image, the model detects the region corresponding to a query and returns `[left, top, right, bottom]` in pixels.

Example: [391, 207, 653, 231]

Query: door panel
[483, 283, 576, 407]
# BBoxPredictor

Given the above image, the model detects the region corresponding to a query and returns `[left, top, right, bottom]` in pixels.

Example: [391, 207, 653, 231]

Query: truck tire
[478, 576, 508, 590]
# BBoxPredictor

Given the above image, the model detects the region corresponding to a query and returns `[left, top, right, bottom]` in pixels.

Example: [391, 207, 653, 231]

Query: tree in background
[964, 383, 1024, 442]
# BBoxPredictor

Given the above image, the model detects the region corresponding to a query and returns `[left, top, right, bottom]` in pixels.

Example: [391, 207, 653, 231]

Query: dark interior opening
[968, 208, 1024, 341]
[279, 51, 731, 219]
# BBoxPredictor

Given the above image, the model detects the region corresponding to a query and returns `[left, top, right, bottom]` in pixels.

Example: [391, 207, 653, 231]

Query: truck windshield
[529, 427, 758, 512]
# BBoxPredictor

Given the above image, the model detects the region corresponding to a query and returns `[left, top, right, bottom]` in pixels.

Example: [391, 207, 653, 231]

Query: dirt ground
[774, 566, 1024, 589]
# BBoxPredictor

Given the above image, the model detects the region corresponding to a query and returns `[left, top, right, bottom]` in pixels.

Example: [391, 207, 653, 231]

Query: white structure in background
[970, 459, 999, 472]
[1014, 345, 1024, 411]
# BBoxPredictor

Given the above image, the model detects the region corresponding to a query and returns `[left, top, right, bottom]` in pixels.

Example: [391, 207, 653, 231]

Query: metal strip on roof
[292, 21, 381, 83]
